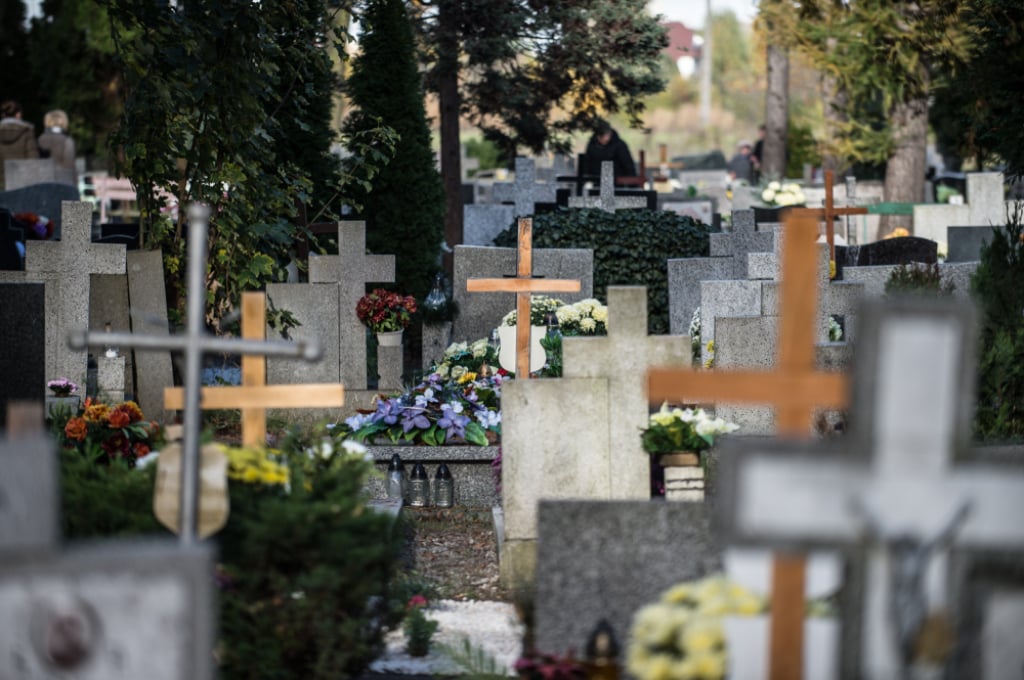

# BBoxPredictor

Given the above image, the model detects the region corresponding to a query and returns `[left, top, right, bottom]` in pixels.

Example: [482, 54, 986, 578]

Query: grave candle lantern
[386, 453, 406, 501]
[433, 463, 453, 508]
[408, 462, 430, 507]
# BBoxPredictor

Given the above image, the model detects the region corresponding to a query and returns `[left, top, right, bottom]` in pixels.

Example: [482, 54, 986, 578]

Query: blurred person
[728, 142, 754, 183]
[583, 119, 636, 185]
[0, 100, 39, 189]
[37, 109, 76, 171]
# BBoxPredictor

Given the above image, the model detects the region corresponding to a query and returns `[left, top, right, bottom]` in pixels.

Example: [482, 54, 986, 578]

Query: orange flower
[83, 403, 110, 423]
[119, 401, 145, 423]
[133, 443, 151, 458]
[107, 408, 131, 429]
[64, 417, 88, 441]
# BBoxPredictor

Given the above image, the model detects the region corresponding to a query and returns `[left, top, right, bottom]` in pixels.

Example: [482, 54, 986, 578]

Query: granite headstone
[0, 283, 45, 428]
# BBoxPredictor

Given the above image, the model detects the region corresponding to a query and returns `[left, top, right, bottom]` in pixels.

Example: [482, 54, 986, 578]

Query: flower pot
[376, 330, 404, 347]
[45, 395, 80, 417]
[497, 323, 546, 374]
[655, 451, 704, 502]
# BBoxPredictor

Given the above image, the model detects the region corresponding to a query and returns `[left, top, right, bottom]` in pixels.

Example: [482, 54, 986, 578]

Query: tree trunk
[763, 43, 789, 181]
[878, 95, 928, 238]
[820, 38, 847, 174]
[437, 1, 462, 277]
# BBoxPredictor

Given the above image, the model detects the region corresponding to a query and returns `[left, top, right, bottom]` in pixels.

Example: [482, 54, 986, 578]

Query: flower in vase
[47, 377, 79, 397]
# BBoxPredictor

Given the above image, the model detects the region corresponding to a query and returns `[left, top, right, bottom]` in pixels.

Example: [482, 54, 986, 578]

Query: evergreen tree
[343, 0, 445, 300]
[0, 1, 34, 120]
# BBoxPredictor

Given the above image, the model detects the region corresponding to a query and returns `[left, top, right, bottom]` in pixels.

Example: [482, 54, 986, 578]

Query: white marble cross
[718, 298, 1024, 678]
[567, 162, 648, 212]
[308, 221, 395, 390]
[562, 286, 690, 498]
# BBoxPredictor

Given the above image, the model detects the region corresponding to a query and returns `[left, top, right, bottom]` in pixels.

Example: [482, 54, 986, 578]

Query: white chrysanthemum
[450, 366, 467, 380]
[471, 338, 489, 357]
[768, 181, 781, 191]
[761, 188, 776, 203]
[632, 603, 687, 647]
[579, 317, 597, 333]
[435, 363, 450, 379]
[556, 305, 581, 324]
[591, 306, 608, 323]
[502, 310, 517, 326]
[341, 438, 370, 461]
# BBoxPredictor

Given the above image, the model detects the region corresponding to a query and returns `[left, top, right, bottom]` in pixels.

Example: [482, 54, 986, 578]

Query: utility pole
[700, 0, 712, 129]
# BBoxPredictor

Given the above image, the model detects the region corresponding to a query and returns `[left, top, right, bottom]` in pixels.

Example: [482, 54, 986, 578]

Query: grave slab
[4, 158, 76, 191]
[947, 225, 995, 263]
[463, 204, 515, 246]
[0, 282, 45, 427]
[0, 183, 80, 237]
[667, 256, 733, 336]
[534, 500, 722, 658]
[125, 250, 174, 422]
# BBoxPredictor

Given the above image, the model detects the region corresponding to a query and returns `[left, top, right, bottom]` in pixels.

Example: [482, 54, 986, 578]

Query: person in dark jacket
[583, 119, 636, 185]
[0, 100, 39, 190]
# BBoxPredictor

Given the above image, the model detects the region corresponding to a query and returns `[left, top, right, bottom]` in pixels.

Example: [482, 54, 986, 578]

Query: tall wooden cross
[164, 291, 346, 447]
[70, 206, 334, 544]
[647, 214, 850, 680]
[466, 217, 581, 377]
[792, 169, 868, 262]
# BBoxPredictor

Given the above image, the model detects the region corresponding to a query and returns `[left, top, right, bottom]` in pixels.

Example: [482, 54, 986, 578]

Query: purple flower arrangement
[344, 372, 502, 446]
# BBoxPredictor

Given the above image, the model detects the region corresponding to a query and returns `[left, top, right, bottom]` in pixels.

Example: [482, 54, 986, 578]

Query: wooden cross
[792, 169, 868, 263]
[164, 291, 345, 448]
[466, 217, 581, 377]
[647, 214, 850, 680]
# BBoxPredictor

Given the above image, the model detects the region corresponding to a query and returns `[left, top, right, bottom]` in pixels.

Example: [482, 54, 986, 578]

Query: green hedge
[494, 208, 716, 333]
[60, 433, 404, 680]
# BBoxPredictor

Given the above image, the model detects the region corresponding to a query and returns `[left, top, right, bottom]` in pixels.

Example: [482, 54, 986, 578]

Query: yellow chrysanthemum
[680, 619, 723, 655]
[457, 371, 477, 384]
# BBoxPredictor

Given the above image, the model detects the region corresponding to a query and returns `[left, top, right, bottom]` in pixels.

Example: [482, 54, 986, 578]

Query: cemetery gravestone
[534, 500, 722, 659]
[0, 282, 45, 428]
[0, 183, 80, 237]
[946, 225, 995, 263]
[716, 298, 1024, 678]
[568, 163, 649, 212]
[4, 158, 76, 190]
[491, 157, 558, 217]
[125, 250, 175, 422]
[836, 235, 937, 268]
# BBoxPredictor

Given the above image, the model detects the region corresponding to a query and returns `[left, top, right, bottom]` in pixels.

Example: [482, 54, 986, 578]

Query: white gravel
[369, 600, 523, 676]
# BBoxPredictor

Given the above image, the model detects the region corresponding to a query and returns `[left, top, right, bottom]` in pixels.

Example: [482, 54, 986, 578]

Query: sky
[649, 0, 759, 29]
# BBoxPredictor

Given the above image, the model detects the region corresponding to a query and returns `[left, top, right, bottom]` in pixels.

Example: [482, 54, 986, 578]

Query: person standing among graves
[0, 100, 39, 190]
[583, 119, 637, 186]
[37, 109, 76, 172]
[727, 142, 755, 183]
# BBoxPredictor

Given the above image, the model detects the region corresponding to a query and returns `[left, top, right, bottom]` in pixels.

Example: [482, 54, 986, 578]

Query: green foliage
[785, 120, 821, 180]
[103, 0, 392, 326]
[438, 637, 509, 678]
[463, 136, 504, 175]
[494, 209, 716, 333]
[930, 0, 1024, 178]
[60, 426, 405, 679]
[416, 0, 668, 158]
[884, 262, 955, 297]
[344, 0, 445, 301]
[403, 602, 439, 657]
[972, 207, 1024, 440]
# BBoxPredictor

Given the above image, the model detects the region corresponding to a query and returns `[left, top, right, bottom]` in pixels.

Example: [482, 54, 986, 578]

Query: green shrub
[494, 209, 716, 333]
[972, 208, 1024, 441]
[884, 262, 955, 296]
[60, 428, 404, 679]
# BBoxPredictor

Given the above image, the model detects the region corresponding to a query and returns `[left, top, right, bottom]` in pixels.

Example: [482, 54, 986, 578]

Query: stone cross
[466, 217, 581, 377]
[164, 291, 346, 447]
[562, 286, 690, 498]
[648, 214, 850, 680]
[568, 162, 648, 212]
[70, 206, 323, 544]
[717, 298, 1024, 678]
[792, 169, 868, 262]
[25, 201, 126, 390]
[492, 157, 552, 217]
[307, 221, 395, 390]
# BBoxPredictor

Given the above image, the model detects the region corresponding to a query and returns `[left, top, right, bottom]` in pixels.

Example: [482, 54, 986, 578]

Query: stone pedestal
[98, 354, 126, 402]
[376, 344, 403, 391]
[421, 321, 452, 371]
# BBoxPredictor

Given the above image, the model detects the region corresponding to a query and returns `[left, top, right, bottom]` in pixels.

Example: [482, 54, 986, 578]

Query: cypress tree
[343, 0, 445, 300]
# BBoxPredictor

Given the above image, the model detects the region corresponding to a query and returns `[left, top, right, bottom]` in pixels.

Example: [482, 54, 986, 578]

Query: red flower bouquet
[356, 289, 417, 333]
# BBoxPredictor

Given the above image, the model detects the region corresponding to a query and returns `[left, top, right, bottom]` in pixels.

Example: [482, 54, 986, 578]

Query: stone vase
[376, 329, 404, 347]
[657, 451, 705, 502]
[45, 394, 81, 417]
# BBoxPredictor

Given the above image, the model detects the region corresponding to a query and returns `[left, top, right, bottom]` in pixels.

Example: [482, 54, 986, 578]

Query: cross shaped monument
[648, 214, 850, 680]
[307, 221, 395, 390]
[717, 297, 1024, 678]
[466, 217, 581, 377]
[567, 162, 649, 212]
[792, 169, 868, 262]
[70, 205, 326, 544]
[164, 291, 345, 447]
[562, 286, 690, 498]
[22, 201, 126, 389]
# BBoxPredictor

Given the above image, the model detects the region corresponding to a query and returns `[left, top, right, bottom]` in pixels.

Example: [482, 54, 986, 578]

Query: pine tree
[342, 0, 445, 301]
